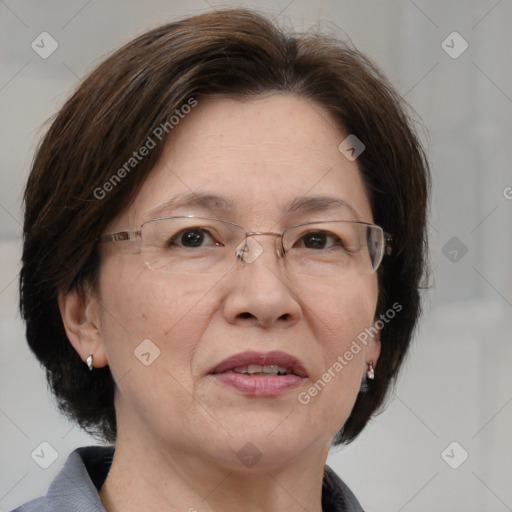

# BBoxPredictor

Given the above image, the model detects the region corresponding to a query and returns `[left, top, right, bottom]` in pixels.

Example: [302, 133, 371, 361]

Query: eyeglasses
[98, 216, 391, 277]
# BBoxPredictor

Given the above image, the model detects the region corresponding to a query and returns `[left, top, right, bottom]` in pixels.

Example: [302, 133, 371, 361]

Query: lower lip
[211, 372, 305, 396]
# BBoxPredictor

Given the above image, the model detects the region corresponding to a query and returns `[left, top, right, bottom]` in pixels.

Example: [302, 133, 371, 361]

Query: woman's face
[91, 94, 380, 469]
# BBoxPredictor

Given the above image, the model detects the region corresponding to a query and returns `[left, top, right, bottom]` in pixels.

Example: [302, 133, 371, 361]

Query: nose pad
[235, 237, 263, 263]
[235, 234, 283, 264]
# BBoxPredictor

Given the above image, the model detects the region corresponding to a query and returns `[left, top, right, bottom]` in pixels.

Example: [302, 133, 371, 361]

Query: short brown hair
[20, 7, 429, 444]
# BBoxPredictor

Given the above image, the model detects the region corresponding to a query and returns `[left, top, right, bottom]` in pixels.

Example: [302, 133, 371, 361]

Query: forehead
[118, 94, 373, 227]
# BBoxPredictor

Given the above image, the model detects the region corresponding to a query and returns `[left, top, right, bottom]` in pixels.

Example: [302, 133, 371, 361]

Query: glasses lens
[282, 221, 384, 276]
[141, 217, 245, 274]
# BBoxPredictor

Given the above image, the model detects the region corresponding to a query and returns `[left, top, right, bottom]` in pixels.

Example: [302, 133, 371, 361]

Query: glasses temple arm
[98, 230, 138, 244]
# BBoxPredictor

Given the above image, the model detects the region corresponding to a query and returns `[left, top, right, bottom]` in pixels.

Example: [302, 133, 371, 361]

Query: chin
[201, 418, 325, 471]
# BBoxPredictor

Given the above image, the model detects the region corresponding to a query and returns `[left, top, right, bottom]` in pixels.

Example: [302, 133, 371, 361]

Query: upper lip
[210, 350, 308, 378]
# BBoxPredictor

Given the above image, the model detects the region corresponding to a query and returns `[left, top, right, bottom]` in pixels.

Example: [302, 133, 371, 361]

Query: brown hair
[20, 8, 429, 444]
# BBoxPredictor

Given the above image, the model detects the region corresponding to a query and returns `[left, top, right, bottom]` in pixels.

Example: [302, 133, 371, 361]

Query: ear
[58, 286, 108, 369]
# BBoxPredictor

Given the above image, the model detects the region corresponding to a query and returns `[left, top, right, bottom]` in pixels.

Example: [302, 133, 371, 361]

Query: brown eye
[169, 228, 219, 248]
[297, 231, 337, 250]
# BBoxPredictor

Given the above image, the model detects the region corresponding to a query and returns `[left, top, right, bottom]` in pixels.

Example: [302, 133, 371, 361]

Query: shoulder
[322, 465, 366, 512]
[9, 446, 114, 512]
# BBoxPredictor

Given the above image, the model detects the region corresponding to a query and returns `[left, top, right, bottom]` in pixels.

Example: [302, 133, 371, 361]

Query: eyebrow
[286, 195, 362, 221]
[143, 193, 234, 221]
[143, 192, 362, 222]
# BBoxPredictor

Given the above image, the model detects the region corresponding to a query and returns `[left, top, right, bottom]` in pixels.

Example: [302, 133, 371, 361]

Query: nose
[222, 235, 302, 329]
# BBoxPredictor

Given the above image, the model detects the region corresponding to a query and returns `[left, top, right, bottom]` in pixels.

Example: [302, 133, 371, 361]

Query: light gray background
[1, 1, 511, 511]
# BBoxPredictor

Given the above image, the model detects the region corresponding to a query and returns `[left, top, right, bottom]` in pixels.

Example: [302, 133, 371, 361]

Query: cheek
[298, 275, 378, 350]
[95, 262, 221, 432]
[96, 258, 215, 381]
[296, 276, 377, 421]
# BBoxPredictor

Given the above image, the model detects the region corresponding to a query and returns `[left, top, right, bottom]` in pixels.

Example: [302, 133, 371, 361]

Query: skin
[59, 94, 381, 512]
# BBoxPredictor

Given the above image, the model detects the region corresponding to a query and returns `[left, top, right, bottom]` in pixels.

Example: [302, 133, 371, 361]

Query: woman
[14, 7, 429, 512]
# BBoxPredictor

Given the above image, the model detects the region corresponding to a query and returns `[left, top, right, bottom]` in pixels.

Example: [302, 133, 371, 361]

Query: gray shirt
[10, 446, 365, 512]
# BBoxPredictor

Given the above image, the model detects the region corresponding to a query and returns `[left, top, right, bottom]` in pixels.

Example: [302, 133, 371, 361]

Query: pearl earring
[366, 361, 375, 380]
[86, 354, 94, 371]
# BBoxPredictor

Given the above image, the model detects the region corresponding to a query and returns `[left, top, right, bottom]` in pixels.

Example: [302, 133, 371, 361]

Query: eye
[169, 228, 220, 248]
[296, 230, 339, 250]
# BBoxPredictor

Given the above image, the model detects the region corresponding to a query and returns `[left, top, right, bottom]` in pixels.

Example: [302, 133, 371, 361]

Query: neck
[99, 428, 329, 512]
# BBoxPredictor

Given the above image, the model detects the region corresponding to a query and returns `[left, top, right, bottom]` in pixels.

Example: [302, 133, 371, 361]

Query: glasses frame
[98, 215, 393, 273]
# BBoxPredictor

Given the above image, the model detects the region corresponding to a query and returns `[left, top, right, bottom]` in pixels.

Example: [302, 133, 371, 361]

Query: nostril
[279, 313, 290, 321]
[239, 312, 254, 319]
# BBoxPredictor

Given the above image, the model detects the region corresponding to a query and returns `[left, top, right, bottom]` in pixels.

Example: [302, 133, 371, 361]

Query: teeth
[232, 364, 290, 375]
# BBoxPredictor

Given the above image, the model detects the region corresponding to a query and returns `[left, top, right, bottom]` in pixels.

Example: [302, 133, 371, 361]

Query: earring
[86, 354, 94, 371]
[366, 361, 375, 380]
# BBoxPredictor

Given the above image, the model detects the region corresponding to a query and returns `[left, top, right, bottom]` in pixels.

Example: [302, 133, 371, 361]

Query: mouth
[210, 350, 308, 377]
[209, 351, 308, 396]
